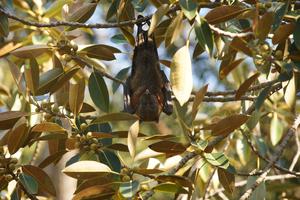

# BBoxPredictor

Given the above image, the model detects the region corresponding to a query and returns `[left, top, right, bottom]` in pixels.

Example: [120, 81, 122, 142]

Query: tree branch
[239, 115, 300, 200]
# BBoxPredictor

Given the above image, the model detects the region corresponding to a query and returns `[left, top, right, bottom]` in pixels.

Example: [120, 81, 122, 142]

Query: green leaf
[194, 17, 214, 57]
[0, 11, 9, 37]
[272, 3, 288, 31]
[179, 0, 197, 20]
[255, 86, 271, 110]
[270, 112, 284, 146]
[153, 183, 188, 194]
[218, 168, 235, 194]
[19, 173, 38, 195]
[112, 67, 130, 93]
[204, 152, 229, 169]
[24, 58, 39, 95]
[106, 0, 120, 20]
[119, 180, 140, 198]
[165, 12, 184, 47]
[37, 68, 64, 95]
[88, 72, 109, 112]
[293, 19, 300, 50]
[110, 34, 127, 44]
[171, 45, 193, 106]
[236, 137, 251, 165]
[98, 150, 121, 173]
[246, 176, 266, 200]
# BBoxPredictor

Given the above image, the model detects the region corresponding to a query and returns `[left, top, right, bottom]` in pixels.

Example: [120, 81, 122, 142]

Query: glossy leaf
[255, 86, 271, 110]
[32, 122, 66, 133]
[39, 150, 67, 168]
[11, 45, 51, 58]
[153, 183, 188, 194]
[22, 165, 56, 196]
[149, 141, 186, 155]
[88, 72, 109, 112]
[120, 28, 135, 46]
[67, 3, 97, 23]
[194, 17, 214, 56]
[37, 68, 64, 95]
[112, 67, 130, 93]
[92, 113, 138, 124]
[119, 180, 140, 198]
[128, 120, 139, 158]
[148, 4, 169, 36]
[69, 78, 85, 116]
[235, 73, 260, 100]
[270, 112, 284, 146]
[205, 5, 248, 24]
[179, 0, 197, 20]
[80, 44, 121, 61]
[171, 45, 193, 106]
[73, 186, 115, 200]
[19, 173, 38, 195]
[204, 152, 229, 169]
[62, 161, 113, 179]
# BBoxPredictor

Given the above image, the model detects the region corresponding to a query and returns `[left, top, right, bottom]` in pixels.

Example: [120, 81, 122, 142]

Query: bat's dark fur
[124, 16, 173, 122]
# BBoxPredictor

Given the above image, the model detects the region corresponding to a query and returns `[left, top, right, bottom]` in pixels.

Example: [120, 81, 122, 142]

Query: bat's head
[136, 89, 162, 122]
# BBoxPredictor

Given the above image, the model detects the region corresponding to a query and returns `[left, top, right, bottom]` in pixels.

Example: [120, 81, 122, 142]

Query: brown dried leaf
[205, 6, 249, 24]
[254, 12, 274, 41]
[235, 73, 260, 100]
[8, 122, 29, 154]
[0, 111, 27, 130]
[272, 23, 295, 44]
[149, 141, 186, 155]
[219, 58, 244, 80]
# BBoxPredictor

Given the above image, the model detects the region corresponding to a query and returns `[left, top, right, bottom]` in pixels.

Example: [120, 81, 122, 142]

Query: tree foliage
[0, 0, 299, 199]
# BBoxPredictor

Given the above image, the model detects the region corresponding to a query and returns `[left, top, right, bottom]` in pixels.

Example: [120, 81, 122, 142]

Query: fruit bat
[123, 16, 173, 122]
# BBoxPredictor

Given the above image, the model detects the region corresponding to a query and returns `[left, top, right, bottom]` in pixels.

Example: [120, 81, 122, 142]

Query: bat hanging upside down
[123, 16, 173, 122]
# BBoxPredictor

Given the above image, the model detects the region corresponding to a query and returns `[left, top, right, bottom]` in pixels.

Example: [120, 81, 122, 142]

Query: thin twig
[205, 173, 297, 199]
[239, 115, 300, 200]
[289, 127, 300, 170]
[241, 130, 300, 177]
[209, 25, 253, 38]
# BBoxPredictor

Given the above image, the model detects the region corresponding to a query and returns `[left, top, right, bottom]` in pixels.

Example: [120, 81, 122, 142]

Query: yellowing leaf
[69, 78, 85, 116]
[0, 42, 22, 57]
[148, 4, 169, 36]
[165, 12, 184, 47]
[128, 121, 139, 158]
[270, 112, 284, 146]
[205, 6, 248, 24]
[62, 161, 113, 179]
[32, 122, 66, 133]
[11, 45, 51, 58]
[171, 45, 193, 106]
[0, 111, 27, 130]
[272, 23, 296, 45]
[191, 84, 208, 121]
[235, 73, 260, 100]
[22, 165, 56, 196]
[219, 58, 244, 80]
